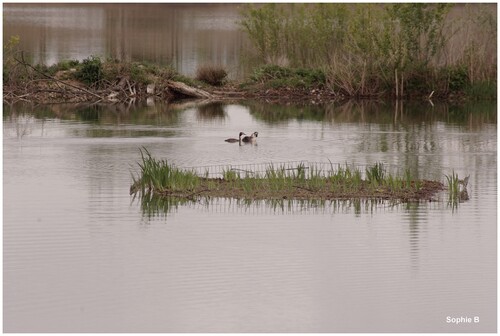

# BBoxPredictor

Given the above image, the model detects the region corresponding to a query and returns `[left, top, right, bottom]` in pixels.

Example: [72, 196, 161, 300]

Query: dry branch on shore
[166, 80, 214, 99]
[3, 56, 221, 104]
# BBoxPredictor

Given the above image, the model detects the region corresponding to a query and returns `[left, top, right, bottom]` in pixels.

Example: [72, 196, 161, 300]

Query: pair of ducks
[225, 131, 259, 143]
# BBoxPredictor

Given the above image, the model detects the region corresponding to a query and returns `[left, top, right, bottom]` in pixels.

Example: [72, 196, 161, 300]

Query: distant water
[3, 3, 248, 78]
[3, 100, 497, 332]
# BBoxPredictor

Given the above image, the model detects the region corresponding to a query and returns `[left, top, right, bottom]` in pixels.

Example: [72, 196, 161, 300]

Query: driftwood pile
[3, 56, 222, 104]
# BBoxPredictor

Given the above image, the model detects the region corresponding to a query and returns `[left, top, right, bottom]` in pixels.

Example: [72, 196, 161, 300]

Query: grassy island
[130, 149, 450, 203]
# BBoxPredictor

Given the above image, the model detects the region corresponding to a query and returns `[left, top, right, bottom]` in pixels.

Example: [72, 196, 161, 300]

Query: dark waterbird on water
[225, 131, 259, 143]
[241, 131, 259, 143]
[225, 132, 245, 143]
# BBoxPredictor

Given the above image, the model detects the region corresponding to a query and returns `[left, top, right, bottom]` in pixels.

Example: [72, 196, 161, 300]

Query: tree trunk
[166, 80, 213, 99]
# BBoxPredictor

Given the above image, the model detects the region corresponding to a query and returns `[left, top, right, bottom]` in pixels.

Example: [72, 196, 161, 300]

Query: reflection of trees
[243, 99, 496, 126]
[4, 101, 183, 126]
[3, 113, 39, 138]
[245, 101, 326, 123]
[196, 101, 226, 121]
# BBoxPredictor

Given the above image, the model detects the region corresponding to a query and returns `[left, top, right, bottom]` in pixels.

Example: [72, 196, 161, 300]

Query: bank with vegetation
[129, 149, 471, 204]
[3, 3, 496, 104]
[239, 3, 496, 100]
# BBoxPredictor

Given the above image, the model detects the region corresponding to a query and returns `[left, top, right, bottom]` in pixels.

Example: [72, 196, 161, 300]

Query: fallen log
[166, 80, 213, 99]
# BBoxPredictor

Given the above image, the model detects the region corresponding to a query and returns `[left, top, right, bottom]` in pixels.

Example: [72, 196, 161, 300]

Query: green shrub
[250, 65, 325, 89]
[76, 55, 103, 86]
[447, 66, 469, 91]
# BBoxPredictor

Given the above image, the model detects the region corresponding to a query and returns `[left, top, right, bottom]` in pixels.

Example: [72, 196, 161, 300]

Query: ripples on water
[3, 100, 496, 332]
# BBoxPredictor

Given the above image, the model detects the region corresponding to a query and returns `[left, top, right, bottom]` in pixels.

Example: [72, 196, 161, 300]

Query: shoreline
[3, 59, 490, 106]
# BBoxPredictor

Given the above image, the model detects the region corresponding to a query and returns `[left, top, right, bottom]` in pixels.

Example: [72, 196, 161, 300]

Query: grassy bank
[130, 149, 449, 203]
[239, 3, 496, 100]
[3, 53, 494, 104]
[4, 3, 496, 104]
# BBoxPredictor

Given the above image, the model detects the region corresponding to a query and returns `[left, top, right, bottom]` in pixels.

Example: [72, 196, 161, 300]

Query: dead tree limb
[14, 53, 104, 100]
[166, 80, 213, 99]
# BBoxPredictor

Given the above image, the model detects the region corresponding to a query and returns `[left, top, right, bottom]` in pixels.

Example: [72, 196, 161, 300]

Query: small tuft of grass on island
[130, 148, 448, 203]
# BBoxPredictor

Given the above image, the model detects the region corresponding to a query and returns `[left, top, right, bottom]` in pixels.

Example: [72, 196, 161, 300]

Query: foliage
[3, 35, 24, 84]
[249, 64, 326, 89]
[75, 55, 103, 87]
[240, 3, 349, 67]
[446, 65, 469, 91]
[365, 162, 386, 186]
[101, 59, 177, 86]
[464, 81, 497, 100]
[384, 3, 451, 69]
[240, 3, 495, 99]
[131, 151, 442, 202]
[132, 148, 199, 194]
[36, 59, 80, 77]
[196, 64, 228, 86]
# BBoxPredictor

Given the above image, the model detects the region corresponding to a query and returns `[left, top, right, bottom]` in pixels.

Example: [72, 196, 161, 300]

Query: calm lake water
[3, 3, 248, 79]
[2, 2, 498, 333]
[3, 99, 497, 332]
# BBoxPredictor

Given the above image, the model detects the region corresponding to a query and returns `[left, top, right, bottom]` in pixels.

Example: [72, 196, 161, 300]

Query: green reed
[445, 170, 460, 200]
[132, 147, 200, 194]
[131, 151, 442, 202]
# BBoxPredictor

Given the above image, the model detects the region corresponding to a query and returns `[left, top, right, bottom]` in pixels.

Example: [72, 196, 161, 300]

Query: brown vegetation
[196, 64, 228, 86]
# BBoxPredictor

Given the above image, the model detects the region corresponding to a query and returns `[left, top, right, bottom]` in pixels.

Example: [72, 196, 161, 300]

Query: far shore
[3, 58, 493, 106]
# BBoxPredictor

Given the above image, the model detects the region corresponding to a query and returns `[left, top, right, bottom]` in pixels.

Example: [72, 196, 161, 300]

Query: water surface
[3, 100, 497, 332]
[3, 3, 248, 78]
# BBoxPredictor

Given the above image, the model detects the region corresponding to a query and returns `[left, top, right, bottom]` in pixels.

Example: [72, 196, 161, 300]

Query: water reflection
[244, 99, 497, 125]
[4, 99, 495, 185]
[132, 191, 461, 219]
[4, 100, 183, 127]
[3, 98, 496, 332]
[196, 101, 227, 121]
[3, 3, 248, 78]
[3, 113, 39, 138]
[4, 99, 496, 126]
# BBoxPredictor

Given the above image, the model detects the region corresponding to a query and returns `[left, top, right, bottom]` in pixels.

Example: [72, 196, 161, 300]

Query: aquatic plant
[445, 170, 460, 199]
[365, 162, 386, 186]
[131, 151, 446, 203]
[131, 147, 199, 195]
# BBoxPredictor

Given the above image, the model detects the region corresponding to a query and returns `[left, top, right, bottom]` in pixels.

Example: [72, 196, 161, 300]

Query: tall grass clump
[445, 170, 460, 200]
[196, 64, 228, 86]
[132, 148, 199, 194]
[365, 162, 386, 186]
